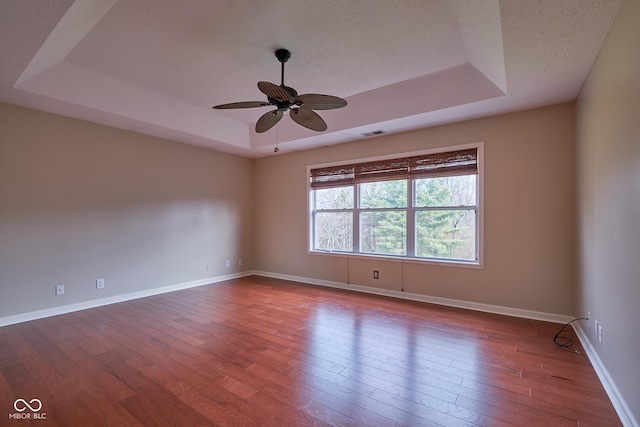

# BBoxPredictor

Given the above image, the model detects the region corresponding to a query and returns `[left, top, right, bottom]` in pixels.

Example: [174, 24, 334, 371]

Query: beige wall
[254, 103, 576, 315]
[0, 97, 578, 319]
[0, 102, 253, 319]
[576, 0, 640, 421]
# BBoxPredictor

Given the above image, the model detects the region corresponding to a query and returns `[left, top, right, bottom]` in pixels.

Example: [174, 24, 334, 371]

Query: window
[309, 145, 481, 264]
[313, 186, 353, 251]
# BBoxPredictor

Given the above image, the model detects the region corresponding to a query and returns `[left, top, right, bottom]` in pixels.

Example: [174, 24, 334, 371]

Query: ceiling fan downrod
[275, 48, 291, 87]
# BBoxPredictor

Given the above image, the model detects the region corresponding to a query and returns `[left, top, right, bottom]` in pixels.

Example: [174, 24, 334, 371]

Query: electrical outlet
[96, 278, 105, 289]
[373, 270, 379, 279]
[206, 263, 210, 271]
[225, 260, 230, 268]
[55, 285, 64, 296]
[238, 259, 243, 266]
[597, 324, 603, 343]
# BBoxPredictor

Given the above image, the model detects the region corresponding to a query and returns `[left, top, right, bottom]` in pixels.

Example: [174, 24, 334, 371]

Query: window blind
[310, 148, 477, 189]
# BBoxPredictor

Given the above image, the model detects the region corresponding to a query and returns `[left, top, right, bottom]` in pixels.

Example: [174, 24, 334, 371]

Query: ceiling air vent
[361, 130, 385, 137]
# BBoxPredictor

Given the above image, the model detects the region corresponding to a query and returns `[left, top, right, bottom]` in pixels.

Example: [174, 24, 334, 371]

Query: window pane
[314, 187, 354, 209]
[360, 211, 406, 255]
[415, 175, 476, 207]
[416, 209, 476, 260]
[359, 180, 407, 208]
[315, 212, 353, 251]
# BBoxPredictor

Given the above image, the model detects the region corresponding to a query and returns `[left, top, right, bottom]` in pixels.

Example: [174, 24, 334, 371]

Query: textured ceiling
[0, 0, 622, 157]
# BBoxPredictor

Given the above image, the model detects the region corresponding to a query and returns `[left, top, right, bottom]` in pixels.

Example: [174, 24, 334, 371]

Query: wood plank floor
[0, 276, 621, 426]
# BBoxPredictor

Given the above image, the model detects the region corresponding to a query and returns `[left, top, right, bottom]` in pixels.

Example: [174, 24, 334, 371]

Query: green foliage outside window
[415, 177, 476, 260]
[312, 175, 476, 261]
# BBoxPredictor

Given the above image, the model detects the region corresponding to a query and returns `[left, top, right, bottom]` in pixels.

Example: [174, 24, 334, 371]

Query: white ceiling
[0, 0, 622, 158]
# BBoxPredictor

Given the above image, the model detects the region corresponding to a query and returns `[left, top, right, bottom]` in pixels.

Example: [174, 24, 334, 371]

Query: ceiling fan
[212, 49, 347, 133]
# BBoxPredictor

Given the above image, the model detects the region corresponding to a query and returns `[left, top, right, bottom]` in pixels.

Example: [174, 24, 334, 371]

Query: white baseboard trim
[252, 270, 574, 324]
[573, 324, 639, 427]
[0, 272, 252, 328]
[1, 270, 571, 328]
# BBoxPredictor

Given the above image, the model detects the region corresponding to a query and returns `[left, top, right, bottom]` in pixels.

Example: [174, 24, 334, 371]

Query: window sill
[308, 250, 484, 269]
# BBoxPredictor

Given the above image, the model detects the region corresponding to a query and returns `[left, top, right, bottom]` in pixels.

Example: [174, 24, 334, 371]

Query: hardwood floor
[0, 276, 621, 426]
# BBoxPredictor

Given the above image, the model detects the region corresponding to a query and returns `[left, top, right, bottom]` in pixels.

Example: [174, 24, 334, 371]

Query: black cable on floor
[553, 317, 588, 354]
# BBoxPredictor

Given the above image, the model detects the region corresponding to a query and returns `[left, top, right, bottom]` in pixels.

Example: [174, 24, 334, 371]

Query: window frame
[308, 142, 484, 268]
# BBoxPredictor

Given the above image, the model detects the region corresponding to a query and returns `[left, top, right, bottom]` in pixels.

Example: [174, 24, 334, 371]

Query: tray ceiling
[0, 0, 622, 157]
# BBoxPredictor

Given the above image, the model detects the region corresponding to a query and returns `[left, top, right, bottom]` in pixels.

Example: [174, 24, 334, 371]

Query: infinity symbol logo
[14, 398, 42, 412]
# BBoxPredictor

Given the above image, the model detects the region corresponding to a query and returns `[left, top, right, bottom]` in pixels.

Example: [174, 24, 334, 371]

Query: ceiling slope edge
[16, 60, 250, 149]
[15, 0, 117, 86]
[14, 0, 251, 151]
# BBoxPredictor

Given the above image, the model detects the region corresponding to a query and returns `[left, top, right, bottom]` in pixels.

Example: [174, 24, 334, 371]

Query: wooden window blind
[310, 148, 477, 189]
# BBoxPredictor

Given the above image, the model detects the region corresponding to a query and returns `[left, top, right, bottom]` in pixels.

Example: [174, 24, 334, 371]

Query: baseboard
[573, 324, 639, 427]
[252, 270, 573, 324]
[0, 271, 253, 327]
[1, 270, 571, 327]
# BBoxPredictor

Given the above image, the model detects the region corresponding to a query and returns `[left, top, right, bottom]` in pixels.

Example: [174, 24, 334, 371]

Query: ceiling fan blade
[213, 101, 270, 109]
[255, 109, 283, 133]
[295, 94, 347, 110]
[290, 108, 327, 132]
[258, 81, 293, 101]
